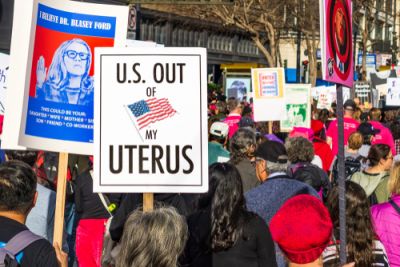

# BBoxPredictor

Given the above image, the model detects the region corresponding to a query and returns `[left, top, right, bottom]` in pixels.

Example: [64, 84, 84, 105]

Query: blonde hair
[348, 132, 363, 150]
[388, 161, 400, 195]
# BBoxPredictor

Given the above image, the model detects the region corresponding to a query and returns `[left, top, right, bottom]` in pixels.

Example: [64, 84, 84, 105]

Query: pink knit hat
[269, 195, 333, 264]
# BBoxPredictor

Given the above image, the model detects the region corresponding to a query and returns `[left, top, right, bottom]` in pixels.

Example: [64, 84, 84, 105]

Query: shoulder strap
[389, 199, 400, 215]
[3, 230, 42, 258]
[89, 171, 112, 216]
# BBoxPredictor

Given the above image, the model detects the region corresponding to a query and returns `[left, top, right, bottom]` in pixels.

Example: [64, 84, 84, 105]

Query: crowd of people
[0, 90, 400, 267]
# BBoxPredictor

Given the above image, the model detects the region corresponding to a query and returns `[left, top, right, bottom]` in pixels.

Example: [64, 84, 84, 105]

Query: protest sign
[0, 53, 9, 115]
[94, 47, 208, 193]
[354, 81, 372, 108]
[251, 68, 286, 121]
[280, 84, 311, 132]
[320, 0, 353, 87]
[2, 0, 128, 154]
[225, 77, 251, 100]
[386, 78, 400, 106]
[316, 86, 333, 109]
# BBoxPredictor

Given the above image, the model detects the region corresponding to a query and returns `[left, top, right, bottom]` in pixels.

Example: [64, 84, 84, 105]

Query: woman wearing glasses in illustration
[36, 38, 93, 106]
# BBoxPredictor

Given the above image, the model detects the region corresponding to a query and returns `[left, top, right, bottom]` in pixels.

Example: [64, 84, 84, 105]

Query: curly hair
[285, 136, 314, 163]
[116, 206, 188, 267]
[388, 161, 400, 195]
[208, 163, 254, 252]
[229, 128, 256, 165]
[326, 181, 376, 267]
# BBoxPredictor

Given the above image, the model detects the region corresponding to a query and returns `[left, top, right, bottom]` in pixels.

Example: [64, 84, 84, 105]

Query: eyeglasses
[64, 50, 89, 60]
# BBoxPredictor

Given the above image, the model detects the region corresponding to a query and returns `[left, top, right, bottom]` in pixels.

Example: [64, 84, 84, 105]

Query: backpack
[289, 162, 331, 200]
[0, 230, 42, 267]
[332, 156, 364, 185]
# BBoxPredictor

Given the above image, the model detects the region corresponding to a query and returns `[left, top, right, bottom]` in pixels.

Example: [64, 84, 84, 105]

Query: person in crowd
[117, 206, 187, 267]
[245, 140, 319, 223]
[36, 38, 93, 105]
[286, 136, 330, 199]
[245, 141, 319, 267]
[209, 101, 227, 122]
[369, 108, 396, 155]
[371, 161, 400, 266]
[238, 116, 255, 129]
[288, 127, 323, 168]
[4, 150, 69, 253]
[345, 131, 364, 158]
[208, 121, 230, 165]
[330, 131, 366, 182]
[357, 122, 380, 158]
[0, 160, 66, 267]
[323, 181, 389, 266]
[181, 163, 277, 267]
[389, 120, 400, 156]
[351, 144, 392, 204]
[229, 128, 259, 192]
[353, 106, 363, 122]
[326, 99, 360, 156]
[311, 119, 334, 172]
[384, 110, 397, 127]
[269, 195, 333, 267]
[74, 163, 122, 267]
[224, 98, 243, 139]
[318, 108, 331, 129]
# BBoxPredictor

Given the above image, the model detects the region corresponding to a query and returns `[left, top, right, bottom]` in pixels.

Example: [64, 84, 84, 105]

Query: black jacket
[109, 193, 188, 241]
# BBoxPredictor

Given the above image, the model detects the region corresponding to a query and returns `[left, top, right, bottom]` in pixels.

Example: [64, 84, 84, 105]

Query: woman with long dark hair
[323, 181, 389, 266]
[181, 163, 277, 267]
[351, 144, 392, 204]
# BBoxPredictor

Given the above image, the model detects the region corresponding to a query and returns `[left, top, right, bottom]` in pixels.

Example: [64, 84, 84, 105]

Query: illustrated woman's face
[64, 42, 89, 76]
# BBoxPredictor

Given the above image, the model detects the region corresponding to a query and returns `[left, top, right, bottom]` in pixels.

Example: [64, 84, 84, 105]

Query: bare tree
[286, 0, 320, 86]
[353, 0, 376, 80]
[196, 0, 287, 67]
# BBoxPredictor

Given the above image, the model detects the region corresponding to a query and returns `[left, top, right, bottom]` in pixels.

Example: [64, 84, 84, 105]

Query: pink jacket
[371, 195, 400, 267]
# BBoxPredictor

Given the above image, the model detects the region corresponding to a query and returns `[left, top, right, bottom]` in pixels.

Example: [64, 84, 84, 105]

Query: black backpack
[332, 156, 364, 185]
[290, 163, 331, 200]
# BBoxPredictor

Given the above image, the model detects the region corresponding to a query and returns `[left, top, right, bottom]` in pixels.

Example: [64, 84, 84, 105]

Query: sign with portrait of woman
[3, 0, 128, 154]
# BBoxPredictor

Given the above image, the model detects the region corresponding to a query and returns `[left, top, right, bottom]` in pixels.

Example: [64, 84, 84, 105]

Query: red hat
[311, 120, 324, 135]
[269, 195, 333, 264]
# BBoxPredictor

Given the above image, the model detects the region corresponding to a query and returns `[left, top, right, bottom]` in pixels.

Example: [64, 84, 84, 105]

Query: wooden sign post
[143, 193, 154, 212]
[53, 152, 69, 247]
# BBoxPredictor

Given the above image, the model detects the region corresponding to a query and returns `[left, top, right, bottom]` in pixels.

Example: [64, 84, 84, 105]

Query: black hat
[343, 99, 356, 111]
[357, 122, 380, 136]
[238, 116, 255, 128]
[255, 141, 288, 163]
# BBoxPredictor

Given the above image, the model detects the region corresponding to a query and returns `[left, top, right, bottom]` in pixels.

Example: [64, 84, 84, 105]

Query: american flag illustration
[127, 98, 176, 129]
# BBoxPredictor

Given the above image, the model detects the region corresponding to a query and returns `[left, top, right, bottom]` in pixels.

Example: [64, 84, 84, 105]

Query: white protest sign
[280, 84, 311, 132]
[316, 86, 331, 109]
[94, 47, 208, 193]
[0, 53, 9, 115]
[251, 68, 286, 121]
[386, 78, 400, 106]
[2, 0, 128, 153]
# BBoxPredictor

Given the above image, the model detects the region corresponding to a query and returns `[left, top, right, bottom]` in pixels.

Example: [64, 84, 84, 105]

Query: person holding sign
[36, 38, 94, 106]
[0, 161, 66, 267]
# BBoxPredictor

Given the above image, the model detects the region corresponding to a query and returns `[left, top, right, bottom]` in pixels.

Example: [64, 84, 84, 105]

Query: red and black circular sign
[326, 0, 352, 80]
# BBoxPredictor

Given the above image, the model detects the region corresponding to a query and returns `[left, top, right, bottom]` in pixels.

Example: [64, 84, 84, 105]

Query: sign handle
[336, 85, 347, 264]
[53, 152, 69, 248]
[268, 121, 273, 134]
[143, 193, 154, 212]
